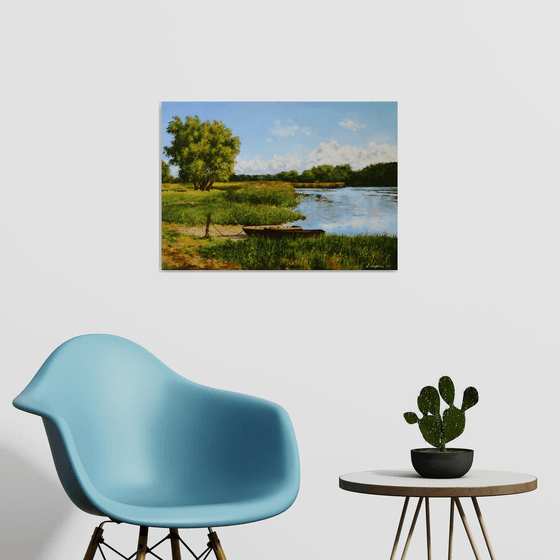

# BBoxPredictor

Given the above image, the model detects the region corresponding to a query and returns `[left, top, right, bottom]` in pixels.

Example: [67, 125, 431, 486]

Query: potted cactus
[404, 376, 479, 478]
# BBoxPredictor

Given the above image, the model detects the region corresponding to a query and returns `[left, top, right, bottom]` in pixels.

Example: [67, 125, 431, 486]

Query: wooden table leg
[426, 497, 432, 560]
[448, 498, 455, 560]
[454, 498, 482, 560]
[388, 495, 497, 560]
[472, 497, 497, 560]
[389, 496, 410, 560]
[400, 497, 423, 560]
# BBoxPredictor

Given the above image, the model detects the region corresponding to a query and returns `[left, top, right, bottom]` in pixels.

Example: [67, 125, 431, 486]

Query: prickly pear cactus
[404, 376, 479, 452]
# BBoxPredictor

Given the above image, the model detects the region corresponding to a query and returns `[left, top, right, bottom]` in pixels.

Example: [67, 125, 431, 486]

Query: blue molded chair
[13, 334, 300, 560]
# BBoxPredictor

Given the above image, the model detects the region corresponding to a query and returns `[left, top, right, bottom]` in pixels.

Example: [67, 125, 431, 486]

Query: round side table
[339, 469, 537, 560]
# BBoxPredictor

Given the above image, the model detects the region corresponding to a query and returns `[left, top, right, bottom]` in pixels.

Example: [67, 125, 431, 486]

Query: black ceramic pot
[411, 448, 474, 478]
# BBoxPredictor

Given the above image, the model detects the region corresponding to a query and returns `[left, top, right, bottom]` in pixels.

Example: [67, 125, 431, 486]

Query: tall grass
[222, 182, 301, 207]
[162, 199, 304, 225]
[197, 234, 398, 270]
[162, 182, 305, 226]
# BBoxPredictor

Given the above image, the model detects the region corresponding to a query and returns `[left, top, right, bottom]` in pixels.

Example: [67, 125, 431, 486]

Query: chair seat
[86, 484, 298, 527]
[13, 334, 300, 529]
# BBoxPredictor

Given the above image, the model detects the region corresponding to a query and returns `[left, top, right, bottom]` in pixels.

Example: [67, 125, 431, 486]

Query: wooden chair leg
[169, 528, 182, 560]
[136, 526, 149, 560]
[83, 525, 104, 560]
[208, 529, 227, 560]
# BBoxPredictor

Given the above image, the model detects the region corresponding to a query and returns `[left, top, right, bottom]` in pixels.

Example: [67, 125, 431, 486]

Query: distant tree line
[163, 160, 397, 187]
[231, 162, 397, 187]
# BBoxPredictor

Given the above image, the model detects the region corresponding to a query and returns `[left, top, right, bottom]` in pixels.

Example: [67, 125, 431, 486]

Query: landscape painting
[161, 102, 397, 271]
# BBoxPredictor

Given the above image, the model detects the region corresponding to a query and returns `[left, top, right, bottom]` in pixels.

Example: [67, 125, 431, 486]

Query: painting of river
[162, 101, 398, 270]
[285, 186, 397, 236]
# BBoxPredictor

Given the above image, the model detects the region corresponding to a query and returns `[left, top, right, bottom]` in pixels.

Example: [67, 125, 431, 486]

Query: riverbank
[294, 182, 346, 188]
[162, 182, 301, 269]
[161, 182, 397, 270]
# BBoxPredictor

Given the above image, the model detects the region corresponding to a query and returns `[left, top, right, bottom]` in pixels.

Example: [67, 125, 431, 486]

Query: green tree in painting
[300, 169, 315, 183]
[332, 164, 353, 183]
[164, 116, 241, 191]
[277, 170, 299, 182]
[312, 165, 335, 182]
[354, 162, 397, 186]
[161, 160, 174, 183]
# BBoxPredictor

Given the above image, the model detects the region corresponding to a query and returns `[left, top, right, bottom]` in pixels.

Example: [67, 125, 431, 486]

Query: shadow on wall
[0, 444, 73, 559]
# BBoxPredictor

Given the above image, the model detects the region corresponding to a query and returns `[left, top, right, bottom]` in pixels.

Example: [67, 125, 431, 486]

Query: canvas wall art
[161, 102, 397, 271]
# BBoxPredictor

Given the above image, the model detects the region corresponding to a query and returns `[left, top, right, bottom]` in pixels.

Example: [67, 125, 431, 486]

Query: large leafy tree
[164, 116, 241, 191]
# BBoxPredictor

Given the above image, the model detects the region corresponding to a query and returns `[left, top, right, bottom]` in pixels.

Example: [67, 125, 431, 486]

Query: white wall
[1, 2, 558, 559]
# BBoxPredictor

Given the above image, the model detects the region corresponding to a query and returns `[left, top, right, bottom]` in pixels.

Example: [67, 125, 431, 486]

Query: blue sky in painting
[161, 102, 397, 175]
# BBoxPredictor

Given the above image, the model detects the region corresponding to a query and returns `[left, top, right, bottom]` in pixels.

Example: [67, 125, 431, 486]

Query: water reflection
[286, 186, 397, 236]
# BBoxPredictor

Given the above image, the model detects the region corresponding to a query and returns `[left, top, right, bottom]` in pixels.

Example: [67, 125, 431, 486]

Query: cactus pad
[442, 406, 466, 443]
[417, 386, 440, 415]
[404, 412, 419, 424]
[439, 376, 455, 406]
[461, 387, 479, 411]
[419, 415, 442, 447]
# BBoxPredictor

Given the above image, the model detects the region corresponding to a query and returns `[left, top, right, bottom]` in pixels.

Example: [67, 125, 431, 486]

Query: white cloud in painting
[307, 140, 397, 169]
[235, 140, 397, 174]
[339, 118, 366, 131]
[235, 154, 305, 174]
[272, 120, 299, 137]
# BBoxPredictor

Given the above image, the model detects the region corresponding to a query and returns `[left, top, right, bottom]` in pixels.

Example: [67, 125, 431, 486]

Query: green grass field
[162, 182, 305, 226]
[197, 234, 397, 270]
[162, 181, 397, 270]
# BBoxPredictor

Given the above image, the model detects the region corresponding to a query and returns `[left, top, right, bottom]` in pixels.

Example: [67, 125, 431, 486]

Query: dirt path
[161, 224, 247, 270]
[173, 224, 247, 240]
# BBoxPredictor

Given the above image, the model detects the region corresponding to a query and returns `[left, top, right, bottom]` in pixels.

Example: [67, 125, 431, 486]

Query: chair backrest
[14, 334, 299, 515]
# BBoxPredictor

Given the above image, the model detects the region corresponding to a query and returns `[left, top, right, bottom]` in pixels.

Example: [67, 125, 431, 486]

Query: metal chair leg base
[82, 523, 227, 560]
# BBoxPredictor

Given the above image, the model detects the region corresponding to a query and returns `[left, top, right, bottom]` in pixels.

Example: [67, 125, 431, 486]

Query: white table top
[339, 469, 537, 497]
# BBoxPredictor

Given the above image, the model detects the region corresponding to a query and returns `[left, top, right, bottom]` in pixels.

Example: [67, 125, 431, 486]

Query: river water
[285, 186, 397, 236]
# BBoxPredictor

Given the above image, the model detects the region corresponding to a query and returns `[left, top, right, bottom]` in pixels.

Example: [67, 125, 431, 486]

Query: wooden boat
[242, 225, 325, 238]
